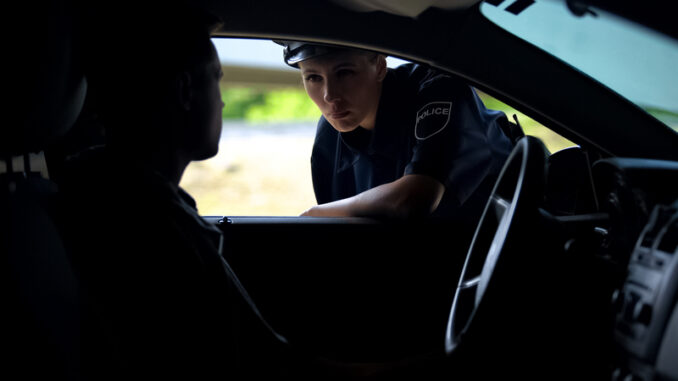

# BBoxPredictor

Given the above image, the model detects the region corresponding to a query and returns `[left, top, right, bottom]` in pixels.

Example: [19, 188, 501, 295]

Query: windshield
[480, 0, 678, 132]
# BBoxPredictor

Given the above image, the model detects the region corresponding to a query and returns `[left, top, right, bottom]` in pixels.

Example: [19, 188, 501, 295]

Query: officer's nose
[323, 80, 340, 104]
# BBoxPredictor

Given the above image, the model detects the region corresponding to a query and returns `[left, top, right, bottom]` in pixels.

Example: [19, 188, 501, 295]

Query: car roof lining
[330, 0, 481, 17]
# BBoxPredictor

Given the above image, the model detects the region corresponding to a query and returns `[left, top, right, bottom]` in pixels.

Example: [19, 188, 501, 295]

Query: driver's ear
[177, 71, 193, 111]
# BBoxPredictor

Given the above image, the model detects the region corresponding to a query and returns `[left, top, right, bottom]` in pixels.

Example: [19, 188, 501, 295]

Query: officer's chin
[328, 119, 360, 133]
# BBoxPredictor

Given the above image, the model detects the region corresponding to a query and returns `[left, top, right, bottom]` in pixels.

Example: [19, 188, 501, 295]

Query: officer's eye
[336, 69, 354, 78]
[304, 74, 322, 83]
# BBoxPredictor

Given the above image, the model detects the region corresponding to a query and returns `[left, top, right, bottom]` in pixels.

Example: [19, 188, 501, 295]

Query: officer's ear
[375, 54, 387, 82]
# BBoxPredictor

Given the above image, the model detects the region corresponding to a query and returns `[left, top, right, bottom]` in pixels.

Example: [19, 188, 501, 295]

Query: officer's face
[300, 51, 387, 133]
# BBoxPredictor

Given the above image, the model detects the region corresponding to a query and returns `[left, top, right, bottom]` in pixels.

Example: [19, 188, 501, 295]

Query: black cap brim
[274, 40, 342, 68]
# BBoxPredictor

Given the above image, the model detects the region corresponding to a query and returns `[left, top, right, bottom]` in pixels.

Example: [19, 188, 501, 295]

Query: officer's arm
[301, 174, 445, 218]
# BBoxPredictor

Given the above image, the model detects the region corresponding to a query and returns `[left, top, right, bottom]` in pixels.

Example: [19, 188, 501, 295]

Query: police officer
[278, 41, 516, 223]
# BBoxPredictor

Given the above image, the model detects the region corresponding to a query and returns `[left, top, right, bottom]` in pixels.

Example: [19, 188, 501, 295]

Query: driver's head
[276, 41, 387, 133]
[87, 5, 224, 160]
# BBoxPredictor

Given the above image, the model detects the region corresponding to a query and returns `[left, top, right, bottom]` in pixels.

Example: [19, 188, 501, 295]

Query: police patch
[415, 101, 452, 140]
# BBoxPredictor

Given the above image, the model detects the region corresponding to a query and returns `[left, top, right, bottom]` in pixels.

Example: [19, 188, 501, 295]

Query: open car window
[180, 37, 576, 216]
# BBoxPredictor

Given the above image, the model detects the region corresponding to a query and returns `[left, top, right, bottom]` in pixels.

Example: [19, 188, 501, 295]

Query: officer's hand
[300, 207, 315, 217]
[300, 205, 332, 217]
[299, 201, 353, 217]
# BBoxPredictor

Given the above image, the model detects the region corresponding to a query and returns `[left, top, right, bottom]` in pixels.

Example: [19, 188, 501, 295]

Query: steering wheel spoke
[459, 275, 481, 290]
[491, 195, 510, 220]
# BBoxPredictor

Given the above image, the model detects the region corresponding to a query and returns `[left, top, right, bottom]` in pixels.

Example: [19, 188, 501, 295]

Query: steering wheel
[445, 136, 548, 354]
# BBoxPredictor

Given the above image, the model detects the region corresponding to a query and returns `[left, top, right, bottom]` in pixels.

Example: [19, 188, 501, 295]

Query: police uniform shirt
[310, 63, 514, 222]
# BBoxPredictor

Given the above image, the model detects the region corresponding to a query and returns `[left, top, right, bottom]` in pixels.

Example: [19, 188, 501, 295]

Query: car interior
[3, 0, 677, 380]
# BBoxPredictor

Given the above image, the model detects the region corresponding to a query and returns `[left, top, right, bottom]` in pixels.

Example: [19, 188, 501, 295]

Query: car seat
[1, 1, 87, 379]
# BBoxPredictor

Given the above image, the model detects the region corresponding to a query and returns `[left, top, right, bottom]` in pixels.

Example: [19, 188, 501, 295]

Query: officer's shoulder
[392, 63, 466, 92]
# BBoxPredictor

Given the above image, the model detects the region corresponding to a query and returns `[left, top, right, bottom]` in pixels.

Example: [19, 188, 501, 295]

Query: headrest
[2, 0, 86, 157]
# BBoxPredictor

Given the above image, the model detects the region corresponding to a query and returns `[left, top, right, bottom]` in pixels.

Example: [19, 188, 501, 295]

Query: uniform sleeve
[404, 76, 503, 207]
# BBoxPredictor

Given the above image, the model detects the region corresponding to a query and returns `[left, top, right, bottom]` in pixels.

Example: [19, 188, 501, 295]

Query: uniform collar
[146, 164, 225, 255]
[336, 69, 403, 172]
[107, 146, 223, 250]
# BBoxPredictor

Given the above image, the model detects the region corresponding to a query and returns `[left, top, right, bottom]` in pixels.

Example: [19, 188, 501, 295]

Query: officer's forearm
[353, 174, 444, 218]
[301, 174, 444, 218]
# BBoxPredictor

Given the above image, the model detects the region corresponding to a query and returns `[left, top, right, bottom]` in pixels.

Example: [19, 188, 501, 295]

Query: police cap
[274, 40, 343, 68]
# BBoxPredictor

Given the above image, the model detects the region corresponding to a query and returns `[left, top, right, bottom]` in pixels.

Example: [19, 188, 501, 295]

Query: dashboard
[591, 158, 678, 381]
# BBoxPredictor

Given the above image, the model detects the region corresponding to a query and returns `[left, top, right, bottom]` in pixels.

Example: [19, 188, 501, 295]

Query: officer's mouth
[328, 110, 350, 119]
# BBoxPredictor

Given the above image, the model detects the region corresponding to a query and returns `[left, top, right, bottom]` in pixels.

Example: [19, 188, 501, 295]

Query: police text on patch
[417, 105, 450, 122]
